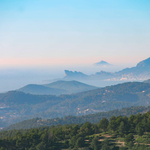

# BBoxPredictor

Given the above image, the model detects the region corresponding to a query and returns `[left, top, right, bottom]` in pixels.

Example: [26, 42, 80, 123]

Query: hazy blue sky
[0, 0, 150, 68]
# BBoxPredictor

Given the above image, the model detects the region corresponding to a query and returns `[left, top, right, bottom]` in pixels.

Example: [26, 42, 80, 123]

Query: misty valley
[0, 57, 150, 128]
[0, 58, 150, 149]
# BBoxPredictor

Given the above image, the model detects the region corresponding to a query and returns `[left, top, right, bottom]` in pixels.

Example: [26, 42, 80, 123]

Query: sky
[0, 0, 150, 68]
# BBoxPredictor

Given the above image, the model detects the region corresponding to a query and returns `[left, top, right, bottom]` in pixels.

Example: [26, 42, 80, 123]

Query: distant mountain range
[1, 81, 150, 129]
[64, 57, 150, 81]
[18, 80, 97, 95]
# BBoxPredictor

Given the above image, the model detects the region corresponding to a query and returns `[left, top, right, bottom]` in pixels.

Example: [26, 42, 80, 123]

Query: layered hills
[18, 80, 97, 95]
[1, 81, 150, 129]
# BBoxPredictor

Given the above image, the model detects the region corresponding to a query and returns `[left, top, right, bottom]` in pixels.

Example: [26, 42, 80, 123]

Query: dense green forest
[4, 105, 150, 130]
[1, 112, 150, 149]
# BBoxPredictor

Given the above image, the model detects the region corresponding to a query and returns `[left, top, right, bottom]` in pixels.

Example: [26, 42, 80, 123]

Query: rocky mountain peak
[136, 57, 150, 68]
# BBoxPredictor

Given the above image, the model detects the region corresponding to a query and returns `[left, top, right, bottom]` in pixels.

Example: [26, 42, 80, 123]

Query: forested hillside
[4, 106, 150, 130]
[1, 82, 150, 129]
[1, 112, 150, 149]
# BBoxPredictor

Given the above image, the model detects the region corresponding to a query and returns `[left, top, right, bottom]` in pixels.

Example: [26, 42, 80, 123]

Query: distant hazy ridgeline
[17, 80, 97, 95]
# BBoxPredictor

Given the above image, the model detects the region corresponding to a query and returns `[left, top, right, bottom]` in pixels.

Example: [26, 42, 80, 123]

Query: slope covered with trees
[1, 81, 150, 129]
[3, 105, 150, 130]
[1, 112, 150, 149]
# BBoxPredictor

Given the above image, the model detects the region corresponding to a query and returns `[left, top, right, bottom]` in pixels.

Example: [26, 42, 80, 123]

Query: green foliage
[90, 136, 99, 150]
[125, 133, 134, 144]
[36, 142, 46, 150]
[75, 137, 85, 148]
[98, 118, 109, 132]
[119, 146, 126, 150]
[136, 123, 144, 136]
[118, 121, 126, 137]
[1, 109, 150, 149]
[101, 139, 111, 150]
[108, 116, 118, 132]
[79, 122, 94, 136]
[69, 136, 78, 148]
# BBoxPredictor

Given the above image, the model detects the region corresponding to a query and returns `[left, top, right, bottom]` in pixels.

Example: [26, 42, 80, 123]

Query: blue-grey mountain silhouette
[64, 57, 150, 81]
[94, 60, 111, 66]
[18, 80, 97, 95]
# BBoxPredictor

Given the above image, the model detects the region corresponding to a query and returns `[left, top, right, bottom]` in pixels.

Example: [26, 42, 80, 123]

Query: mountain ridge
[1, 81, 150, 129]
[18, 84, 67, 95]
[64, 57, 150, 81]
[17, 80, 98, 95]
